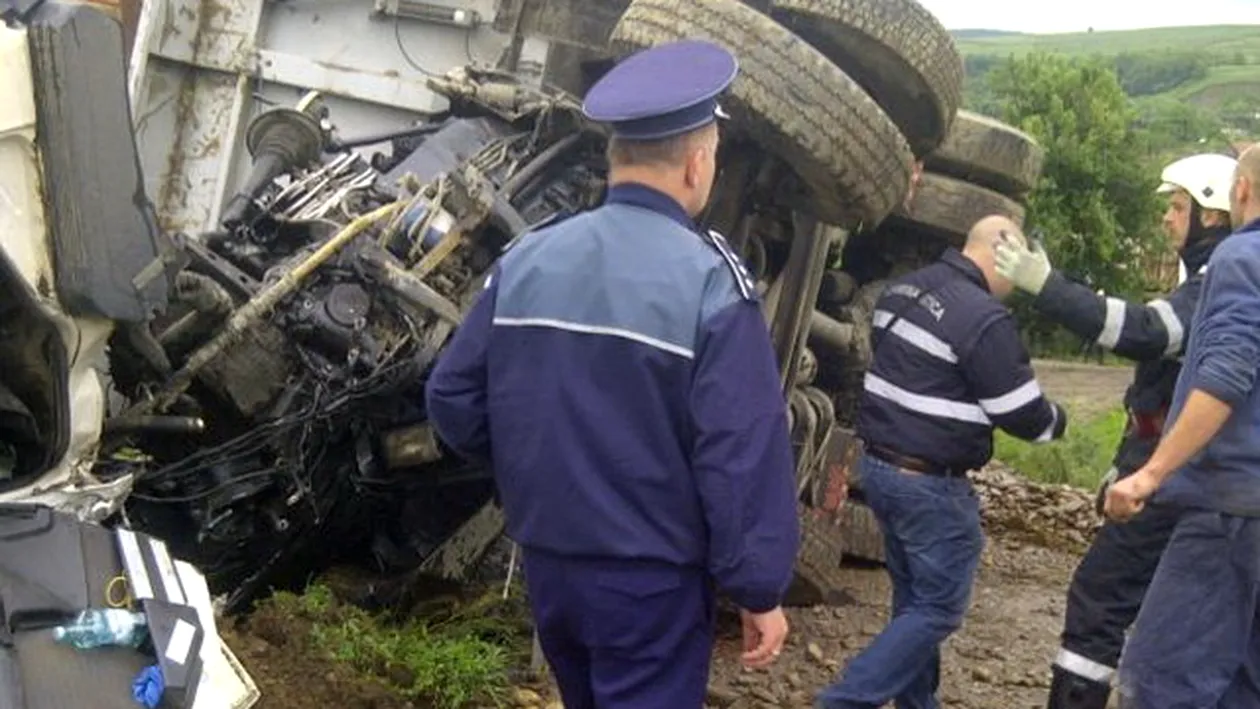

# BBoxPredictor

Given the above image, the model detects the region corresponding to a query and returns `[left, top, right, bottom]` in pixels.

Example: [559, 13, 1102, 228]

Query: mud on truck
[0, 0, 1045, 705]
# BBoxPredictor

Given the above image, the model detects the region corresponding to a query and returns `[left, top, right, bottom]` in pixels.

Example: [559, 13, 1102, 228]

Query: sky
[916, 0, 1260, 33]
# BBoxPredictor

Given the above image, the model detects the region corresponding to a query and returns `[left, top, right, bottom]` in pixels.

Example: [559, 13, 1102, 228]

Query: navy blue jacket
[1157, 217, 1260, 517]
[1031, 235, 1221, 475]
[423, 183, 801, 612]
[858, 249, 1068, 470]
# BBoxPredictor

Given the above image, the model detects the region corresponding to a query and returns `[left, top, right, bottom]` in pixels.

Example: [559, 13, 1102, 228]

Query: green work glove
[995, 237, 1052, 295]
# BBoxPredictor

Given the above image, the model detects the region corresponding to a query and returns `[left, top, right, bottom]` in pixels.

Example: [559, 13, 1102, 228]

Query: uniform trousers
[817, 453, 984, 709]
[1047, 496, 1180, 709]
[1116, 510, 1260, 708]
[521, 548, 715, 708]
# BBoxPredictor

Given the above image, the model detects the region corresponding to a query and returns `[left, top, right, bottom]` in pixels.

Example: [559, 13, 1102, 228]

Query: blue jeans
[1116, 511, 1260, 708]
[817, 454, 984, 709]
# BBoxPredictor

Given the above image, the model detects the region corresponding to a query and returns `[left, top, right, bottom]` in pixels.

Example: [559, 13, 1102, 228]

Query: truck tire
[838, 499, 886, 563]
[874, 219, 956, 276]
[611, 0, 914, 229]
[766, 0, 963, 157]
[926, 110, 1046, 198]
[788, 504, 855, 606]
[892, 171, 1026, 242]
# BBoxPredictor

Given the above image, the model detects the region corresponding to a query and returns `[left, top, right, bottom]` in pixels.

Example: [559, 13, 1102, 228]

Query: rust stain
[191, 134, 222, 160]
[155, 0, 224, 225]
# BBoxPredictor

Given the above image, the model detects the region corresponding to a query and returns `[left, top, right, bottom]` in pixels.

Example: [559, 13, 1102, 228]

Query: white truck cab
[0, 4, 257, 707]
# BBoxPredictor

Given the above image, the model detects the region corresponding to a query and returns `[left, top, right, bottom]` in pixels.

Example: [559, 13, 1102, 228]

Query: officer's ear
[683, 143, 705, 188]
[683, 129, 716, 187]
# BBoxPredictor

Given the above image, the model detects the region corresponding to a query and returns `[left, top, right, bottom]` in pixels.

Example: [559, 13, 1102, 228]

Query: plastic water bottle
[52, 608, 149, 650]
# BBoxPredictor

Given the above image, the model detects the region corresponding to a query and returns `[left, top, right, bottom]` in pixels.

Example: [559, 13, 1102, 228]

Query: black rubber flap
[0, 504, 88, 630]
[26, 2, 172, 322]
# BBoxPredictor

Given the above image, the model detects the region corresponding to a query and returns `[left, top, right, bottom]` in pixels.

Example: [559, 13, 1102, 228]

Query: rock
[787, 672, 803, 689]
[385, 662, 415, 689]
[970, 666, 995, 684]
[750, 686, 778, 704]
[706, 685, 739, 707]
[807, 642, 826, 665]
[512, 688, 543, 707]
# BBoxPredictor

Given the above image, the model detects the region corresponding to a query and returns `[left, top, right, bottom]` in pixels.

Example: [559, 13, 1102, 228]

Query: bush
[995, 405, 1126, 489]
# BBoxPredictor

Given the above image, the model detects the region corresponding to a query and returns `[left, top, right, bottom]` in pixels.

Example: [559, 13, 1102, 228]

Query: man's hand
[995, 237, 1053, 295]
[1094, 466, 1119, 516]
[740, 607, 789, 669]
[1104, 469, 1161, 522]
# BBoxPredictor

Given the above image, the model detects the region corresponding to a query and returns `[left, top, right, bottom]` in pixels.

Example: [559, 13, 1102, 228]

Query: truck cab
[0, 4, 257, 707]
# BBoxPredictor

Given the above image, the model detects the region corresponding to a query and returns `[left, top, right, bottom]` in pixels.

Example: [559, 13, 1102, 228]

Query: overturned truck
[0, 0, 1046, 700]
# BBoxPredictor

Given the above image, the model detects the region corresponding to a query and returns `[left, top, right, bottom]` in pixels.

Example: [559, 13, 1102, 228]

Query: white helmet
[1156, 153, 1237, 213]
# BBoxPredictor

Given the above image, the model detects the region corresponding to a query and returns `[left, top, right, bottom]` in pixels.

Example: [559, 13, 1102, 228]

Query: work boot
[1047, 665, 1112, 709]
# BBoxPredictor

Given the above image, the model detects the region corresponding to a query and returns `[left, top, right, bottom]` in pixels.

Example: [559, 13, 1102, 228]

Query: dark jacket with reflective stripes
[857, 248, 1068, 471]
[1031, 233, 1224, 475]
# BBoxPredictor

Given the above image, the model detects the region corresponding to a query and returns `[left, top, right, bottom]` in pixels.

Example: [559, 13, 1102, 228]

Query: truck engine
[108, 73, 616, 610]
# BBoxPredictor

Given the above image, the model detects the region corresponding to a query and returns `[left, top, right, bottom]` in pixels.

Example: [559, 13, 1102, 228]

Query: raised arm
[1035, 271, 1199, 361]
[996, 238, 1198, 362]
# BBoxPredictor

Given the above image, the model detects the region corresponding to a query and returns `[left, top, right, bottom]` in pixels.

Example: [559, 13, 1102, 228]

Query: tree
[986, 54, 1166, 352]
[1136, 96, 1230, 162]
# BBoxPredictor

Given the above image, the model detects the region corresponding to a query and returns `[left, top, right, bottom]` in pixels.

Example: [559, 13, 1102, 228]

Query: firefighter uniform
[996, 153, 1238, 709]
[817, 246, 1068, 709]
[424, 40, 800, 709]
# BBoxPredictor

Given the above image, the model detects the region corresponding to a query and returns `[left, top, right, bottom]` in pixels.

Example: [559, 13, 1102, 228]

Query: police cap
[582, 39, 738, 141]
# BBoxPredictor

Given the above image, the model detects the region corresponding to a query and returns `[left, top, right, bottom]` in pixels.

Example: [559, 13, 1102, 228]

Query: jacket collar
[604, 182, 695, 230]
[1181, 225, 1229, 275]
[1237, 216, 1260, 236]
[940, 247, 991, 292]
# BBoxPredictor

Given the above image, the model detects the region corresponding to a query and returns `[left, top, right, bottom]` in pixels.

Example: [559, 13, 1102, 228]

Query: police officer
[1104, 144, 1260, 709]
[423, 39, 800, 709]
[817, 215, 1069, 709]
[993, 152, 1237, 709]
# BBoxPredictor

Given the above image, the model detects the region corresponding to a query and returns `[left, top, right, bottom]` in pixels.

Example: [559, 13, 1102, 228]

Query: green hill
[953, 25, 1260, 105]
[953, 25, 1260, 59]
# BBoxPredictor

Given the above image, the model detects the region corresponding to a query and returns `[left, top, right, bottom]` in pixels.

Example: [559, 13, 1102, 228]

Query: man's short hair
[606, 133, 694, 168]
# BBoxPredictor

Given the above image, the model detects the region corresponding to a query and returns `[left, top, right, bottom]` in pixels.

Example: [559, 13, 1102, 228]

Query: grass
[267, 583, 517, 709]
[995, 404, 1126, 489]
[1167, 63, 1260, 101]
[953, 24, 1260, 60]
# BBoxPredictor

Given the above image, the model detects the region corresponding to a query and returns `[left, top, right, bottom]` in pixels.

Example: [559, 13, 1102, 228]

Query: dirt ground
[223, 360, 1135, 709]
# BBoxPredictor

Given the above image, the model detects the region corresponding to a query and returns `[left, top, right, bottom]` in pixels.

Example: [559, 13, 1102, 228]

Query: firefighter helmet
[1156, 153, 1237, 213]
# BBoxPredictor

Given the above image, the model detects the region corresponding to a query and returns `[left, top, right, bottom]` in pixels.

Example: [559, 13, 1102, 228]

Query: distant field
[1168, 64, 1260, 104]
[953, 24, 1260, 60]
[954, 24, 1260, 106]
